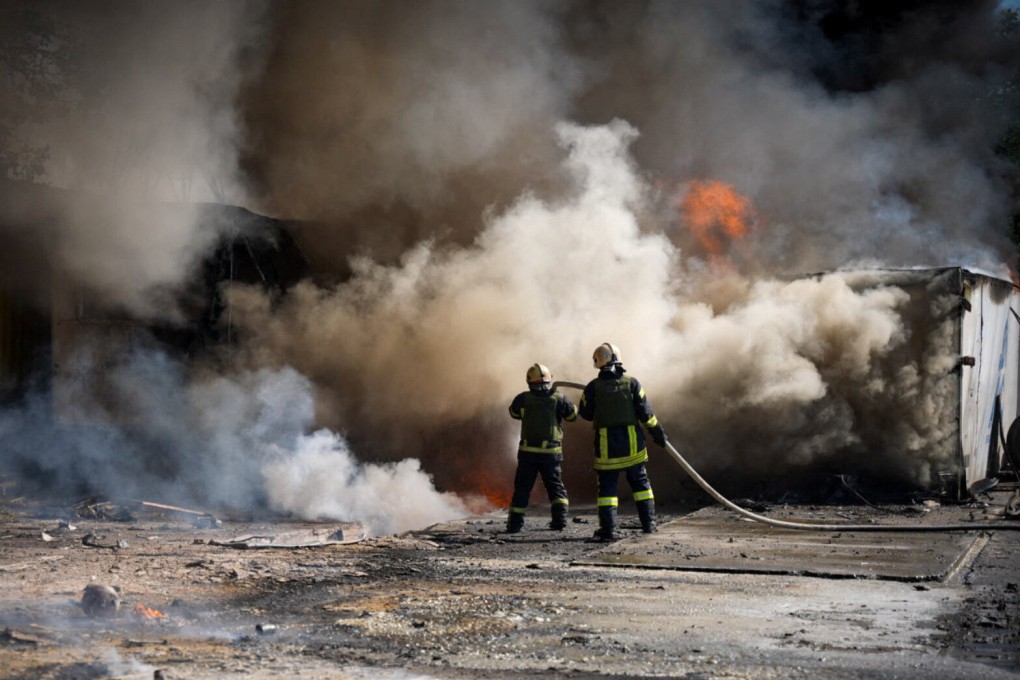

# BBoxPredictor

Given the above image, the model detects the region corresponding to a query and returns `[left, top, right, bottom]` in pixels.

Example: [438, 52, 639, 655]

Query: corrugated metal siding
[958, 273, 1020, 493]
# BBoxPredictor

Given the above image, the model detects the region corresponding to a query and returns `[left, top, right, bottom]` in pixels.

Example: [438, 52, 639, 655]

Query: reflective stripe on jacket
[579, 370, 659, 471]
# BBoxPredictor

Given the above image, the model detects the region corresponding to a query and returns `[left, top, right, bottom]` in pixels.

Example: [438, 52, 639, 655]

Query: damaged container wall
[47, 204, 310, 427]
[834, 267, 1017, 499]
[958, 272, 1020, 492]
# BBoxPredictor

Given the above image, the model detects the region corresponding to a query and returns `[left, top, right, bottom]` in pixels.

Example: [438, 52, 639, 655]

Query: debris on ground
[0, 493, 1017, 678]
[80, 585, 120, 617]
[209, 526, 366, 549]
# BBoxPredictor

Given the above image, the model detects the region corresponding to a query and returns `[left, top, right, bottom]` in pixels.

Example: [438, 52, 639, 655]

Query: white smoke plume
[3, 350, 466, 534]
[226, 1, 1018, 498]
[262, 430, 469, 535]
[228, 120, 960, 496]
[229, 120, 670, 425]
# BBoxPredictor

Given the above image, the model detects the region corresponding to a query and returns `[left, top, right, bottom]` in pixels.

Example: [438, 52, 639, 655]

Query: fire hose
[552, 381, 1020, 532]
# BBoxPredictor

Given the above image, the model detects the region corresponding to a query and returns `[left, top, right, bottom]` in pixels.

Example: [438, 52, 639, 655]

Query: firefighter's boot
[593, 505, 619, 541]
[549, 501, 568, 531]
[637, 499, 657, 534]
[506, 510, 525, 534]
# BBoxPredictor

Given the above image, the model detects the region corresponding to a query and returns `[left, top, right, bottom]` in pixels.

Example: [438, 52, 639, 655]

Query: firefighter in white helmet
[579, 342, 667, 541]
[505, 363, 578, 534]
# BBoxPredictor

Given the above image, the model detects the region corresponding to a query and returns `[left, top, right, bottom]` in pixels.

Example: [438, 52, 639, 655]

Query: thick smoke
[262, 430, 470, 535]
[1, 0, 264, 319]
[242, 0, 584, 266]
[563, 1, 1018, 275]
[1, 1, 473, 530]
[229, 1, 1019, 497]
[229, 120, 671, 428]
[4, 1, 1020, 519]
[243, 1, 1020, 276]
[230, 121, 959, 494]
[3, 351, 466, 534]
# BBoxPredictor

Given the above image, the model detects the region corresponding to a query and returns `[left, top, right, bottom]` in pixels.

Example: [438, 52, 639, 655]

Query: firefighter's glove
[649, 425, 667, 448]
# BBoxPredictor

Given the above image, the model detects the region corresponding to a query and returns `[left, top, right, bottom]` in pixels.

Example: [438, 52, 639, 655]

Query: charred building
[0, 179, 308, 493]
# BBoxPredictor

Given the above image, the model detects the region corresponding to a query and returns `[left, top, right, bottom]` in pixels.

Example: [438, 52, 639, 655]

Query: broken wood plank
[121, 500, 211, 517]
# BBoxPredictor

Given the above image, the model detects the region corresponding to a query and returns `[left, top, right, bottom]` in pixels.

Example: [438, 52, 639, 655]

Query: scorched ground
[0, 491, 1018, 679]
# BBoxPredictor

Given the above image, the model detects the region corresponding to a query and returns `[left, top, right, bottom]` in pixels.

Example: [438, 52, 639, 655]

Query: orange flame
[679, 180, 756, 258]
[132, 604, 165, 620]
[475, 477, 512, 509]
[455, 467, 513, 511]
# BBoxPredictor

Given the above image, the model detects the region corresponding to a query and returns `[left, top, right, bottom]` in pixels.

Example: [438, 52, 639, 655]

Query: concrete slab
[574, 507, 984, 581]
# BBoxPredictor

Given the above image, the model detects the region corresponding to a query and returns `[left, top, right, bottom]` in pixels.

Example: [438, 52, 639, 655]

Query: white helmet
[592, 342, 621, 369]
[526, 363, 552, 385]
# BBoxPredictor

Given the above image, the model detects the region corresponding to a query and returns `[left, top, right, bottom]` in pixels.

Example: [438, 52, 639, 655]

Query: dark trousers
[508, 452, 568, 528]
[596, 463, 654, 532]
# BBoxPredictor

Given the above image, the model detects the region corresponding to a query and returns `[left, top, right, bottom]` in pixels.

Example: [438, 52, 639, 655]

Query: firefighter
[579, 342, 667, 541]
[506, 363, 578, 534]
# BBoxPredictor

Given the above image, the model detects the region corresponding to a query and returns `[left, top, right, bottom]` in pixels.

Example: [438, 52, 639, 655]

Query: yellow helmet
[526, 363, 552, 385]
[592, 342, 621, 369]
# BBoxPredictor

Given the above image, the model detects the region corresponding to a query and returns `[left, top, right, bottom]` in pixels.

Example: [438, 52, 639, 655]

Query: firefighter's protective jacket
[579, 368, 660, 470]
[509, 389, 578, 457]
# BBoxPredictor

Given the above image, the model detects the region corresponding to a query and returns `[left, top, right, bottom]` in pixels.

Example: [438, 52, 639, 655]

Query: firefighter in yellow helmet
[506, 363, 578, 534]
[579, 342, 667, 541]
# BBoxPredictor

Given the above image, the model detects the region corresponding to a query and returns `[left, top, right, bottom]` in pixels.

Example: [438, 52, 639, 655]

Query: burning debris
[0, 628, 41, 647]
[131, 604, 164, 621]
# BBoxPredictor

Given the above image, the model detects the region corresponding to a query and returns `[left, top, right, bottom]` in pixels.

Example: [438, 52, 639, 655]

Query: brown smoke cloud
[242, 0, 583, 268]
[230, 121, 961, 500]
[5, 1, 1020, 520]
[243, 1, 1019, 275]
[226, 1, 1020, 501]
